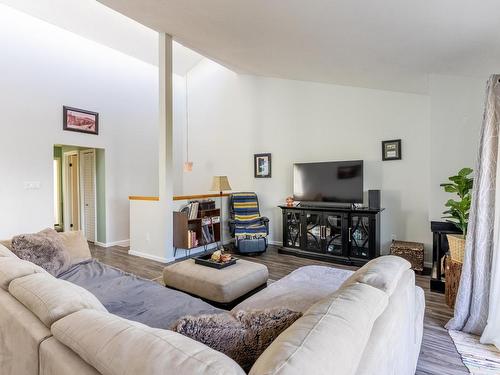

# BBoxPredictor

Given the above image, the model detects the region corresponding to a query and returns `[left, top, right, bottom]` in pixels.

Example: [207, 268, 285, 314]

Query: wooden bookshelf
[173, 207, 221, 257]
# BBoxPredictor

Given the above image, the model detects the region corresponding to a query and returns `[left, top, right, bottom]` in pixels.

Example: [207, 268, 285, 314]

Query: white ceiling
[0, 0, 204, 76]
[97, 0, 500, 93]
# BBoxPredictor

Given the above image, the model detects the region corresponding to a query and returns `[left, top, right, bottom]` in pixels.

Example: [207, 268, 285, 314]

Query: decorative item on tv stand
[440, 167, 473, 264]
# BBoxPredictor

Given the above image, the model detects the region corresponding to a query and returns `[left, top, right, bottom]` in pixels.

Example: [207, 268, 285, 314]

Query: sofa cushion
[0, 243, 18, 258]
[9, 273, 107, 327]
[249, 282, 388, 375]
[58, 231, 92, 264]
[0, 257, 46, 290]
[0, 289, 52, 375]
[52, 309, 246, 375]
[172, 308, 302, 371]
[11, 228, 71, 276]
[341, 255, 411, 295]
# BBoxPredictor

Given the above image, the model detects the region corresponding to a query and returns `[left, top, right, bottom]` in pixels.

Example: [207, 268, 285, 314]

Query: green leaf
[458, 167, 473, 177]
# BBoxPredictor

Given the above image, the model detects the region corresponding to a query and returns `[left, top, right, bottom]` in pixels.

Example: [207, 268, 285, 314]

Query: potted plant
[440, 167, 473, 263]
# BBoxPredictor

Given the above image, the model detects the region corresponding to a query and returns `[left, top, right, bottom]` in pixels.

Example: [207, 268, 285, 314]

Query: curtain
[481, 133, 500, 348]
[446, 75, 500, 337]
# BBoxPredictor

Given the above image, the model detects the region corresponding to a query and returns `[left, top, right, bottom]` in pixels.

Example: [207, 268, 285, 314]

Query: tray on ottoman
[163, 258, 268, 307]
[194, 253, 237, 269]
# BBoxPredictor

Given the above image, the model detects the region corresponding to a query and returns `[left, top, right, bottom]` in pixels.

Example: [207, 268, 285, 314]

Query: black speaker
[368, 190, 380, 209]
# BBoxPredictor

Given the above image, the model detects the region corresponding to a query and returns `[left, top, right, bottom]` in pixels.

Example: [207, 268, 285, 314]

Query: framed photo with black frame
[382, 139, 401, 161]
[63, 106, 99, 135]
[254, 153, 272, 178]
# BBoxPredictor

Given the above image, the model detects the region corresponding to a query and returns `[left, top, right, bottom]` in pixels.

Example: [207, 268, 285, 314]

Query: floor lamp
[210, 176, 232, 250]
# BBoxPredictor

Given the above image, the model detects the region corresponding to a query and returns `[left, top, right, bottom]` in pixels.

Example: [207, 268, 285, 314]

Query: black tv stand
[278, 205, 383, 266]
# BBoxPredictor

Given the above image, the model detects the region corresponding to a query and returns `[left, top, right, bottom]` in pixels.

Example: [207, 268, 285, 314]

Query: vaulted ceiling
[97, 0, 500, 93]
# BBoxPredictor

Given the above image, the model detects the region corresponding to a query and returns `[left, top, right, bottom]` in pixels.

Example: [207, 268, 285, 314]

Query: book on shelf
[201, 225, 215, 244]
[187, 230, 198, 248]
[181, 201, 200, 220]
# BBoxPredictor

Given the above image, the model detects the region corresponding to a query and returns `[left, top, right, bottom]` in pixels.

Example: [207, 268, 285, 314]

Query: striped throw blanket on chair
[232, 193, 267, 238]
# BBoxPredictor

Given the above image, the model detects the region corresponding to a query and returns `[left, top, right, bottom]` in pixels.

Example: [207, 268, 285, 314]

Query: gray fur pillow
[171, 308, 302, 371]
[11, 228, 71, 276]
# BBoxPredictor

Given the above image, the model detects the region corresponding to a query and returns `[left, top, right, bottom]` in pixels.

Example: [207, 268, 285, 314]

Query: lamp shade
[211, 176, 232, 192]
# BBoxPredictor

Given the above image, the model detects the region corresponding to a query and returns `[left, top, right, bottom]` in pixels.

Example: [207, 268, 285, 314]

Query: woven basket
[447, 234, 466, 263]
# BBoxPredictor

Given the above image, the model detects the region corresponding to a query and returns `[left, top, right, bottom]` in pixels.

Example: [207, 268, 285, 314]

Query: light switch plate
[24, 181, 41, 190]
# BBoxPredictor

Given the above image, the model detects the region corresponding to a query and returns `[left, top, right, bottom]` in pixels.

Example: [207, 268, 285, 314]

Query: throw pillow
[171, 308, 302, 371]
[58, 230, 92, 264]
[11, 228, 71, 276]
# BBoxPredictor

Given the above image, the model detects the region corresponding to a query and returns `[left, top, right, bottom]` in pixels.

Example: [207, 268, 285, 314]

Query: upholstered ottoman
[163, 259, 268, 306]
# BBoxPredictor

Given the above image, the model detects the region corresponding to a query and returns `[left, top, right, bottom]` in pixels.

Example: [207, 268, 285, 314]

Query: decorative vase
[447, 234, 466, 263]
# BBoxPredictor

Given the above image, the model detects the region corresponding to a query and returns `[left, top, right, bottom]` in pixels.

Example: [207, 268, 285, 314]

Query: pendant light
[183, 72, 193, 172]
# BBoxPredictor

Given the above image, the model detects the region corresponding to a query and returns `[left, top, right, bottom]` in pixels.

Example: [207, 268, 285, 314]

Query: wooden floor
[89, 243, 468, 375]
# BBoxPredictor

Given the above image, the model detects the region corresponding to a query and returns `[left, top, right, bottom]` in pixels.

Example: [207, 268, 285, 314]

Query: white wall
[179, 59, 431, 256]
[428, 74, 486, 220]
[0, 5, 159, 243]
[176, 60, 487, 264]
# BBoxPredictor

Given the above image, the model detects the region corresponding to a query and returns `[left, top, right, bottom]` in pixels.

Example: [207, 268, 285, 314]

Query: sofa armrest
[228, 219, 236, 236]
[259, 217, 270, 235]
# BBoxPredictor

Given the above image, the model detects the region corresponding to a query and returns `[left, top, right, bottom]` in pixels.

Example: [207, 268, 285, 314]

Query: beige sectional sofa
[0, 241, 424, 375]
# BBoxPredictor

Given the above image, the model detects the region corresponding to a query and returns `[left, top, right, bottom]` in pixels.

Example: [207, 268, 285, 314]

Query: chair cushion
[341, 255, 411, 295]
[9, 273, 107, 327]
[52, 309, 246, 375]
[0, 242, 18, 258]
[249, 282, 388, 375]
[0, 257, 46, 290]
[11, 228, 71, 276]
[58, 231, 92, 264]
[172, 308, 302, 372]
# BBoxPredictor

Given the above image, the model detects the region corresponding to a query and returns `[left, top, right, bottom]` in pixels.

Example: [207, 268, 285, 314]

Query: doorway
[55, 145, 105, 243]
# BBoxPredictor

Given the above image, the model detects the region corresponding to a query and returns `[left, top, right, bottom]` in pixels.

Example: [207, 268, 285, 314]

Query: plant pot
[447, 234, 466, 263]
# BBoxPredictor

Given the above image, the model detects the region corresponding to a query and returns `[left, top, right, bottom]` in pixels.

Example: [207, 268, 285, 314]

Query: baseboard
[128, 250, 173, 264]
[94, 239, 130, 248]
[268, 240, 283, 246]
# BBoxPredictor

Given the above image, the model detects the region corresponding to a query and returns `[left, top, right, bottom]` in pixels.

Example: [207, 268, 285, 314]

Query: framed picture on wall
[254, 153, 272, 178]
[63, 106, 99, 135]
[382, 139, 402, 161]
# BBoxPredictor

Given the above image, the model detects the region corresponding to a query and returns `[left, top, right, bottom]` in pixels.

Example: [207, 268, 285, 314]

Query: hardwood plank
[89, 243, 468, 374]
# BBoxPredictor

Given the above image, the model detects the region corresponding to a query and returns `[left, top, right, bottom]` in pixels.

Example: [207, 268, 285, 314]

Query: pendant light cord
[185, 73, 190, 162]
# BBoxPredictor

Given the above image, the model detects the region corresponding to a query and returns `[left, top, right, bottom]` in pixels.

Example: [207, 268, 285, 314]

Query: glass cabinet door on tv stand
[280, 206, 381, 266]
[283, 209, 302, 248]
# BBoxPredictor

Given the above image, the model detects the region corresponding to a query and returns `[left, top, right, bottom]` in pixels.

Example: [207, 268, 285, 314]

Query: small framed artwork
[254, 153, 272, 178]
[382, 139, 402, 161]
[63, 106, 99, 135]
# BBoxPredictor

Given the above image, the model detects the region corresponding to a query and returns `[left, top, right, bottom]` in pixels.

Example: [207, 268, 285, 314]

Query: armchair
[228, 192, 269, 254]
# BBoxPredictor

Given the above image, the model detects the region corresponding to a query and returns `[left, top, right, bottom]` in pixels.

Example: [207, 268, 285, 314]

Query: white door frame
[62, 150, 80, 232]
[79, 149, 97, 242]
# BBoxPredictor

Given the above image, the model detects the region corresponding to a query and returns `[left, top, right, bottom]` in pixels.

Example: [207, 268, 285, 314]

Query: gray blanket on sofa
[58, 260, 222, 329]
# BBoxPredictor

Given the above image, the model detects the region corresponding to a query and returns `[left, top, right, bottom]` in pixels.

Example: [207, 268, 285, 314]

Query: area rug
[449, 330, 500, 374]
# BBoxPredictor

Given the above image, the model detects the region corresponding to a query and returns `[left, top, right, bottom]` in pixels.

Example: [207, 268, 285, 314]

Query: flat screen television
[293, 160, 363, 204]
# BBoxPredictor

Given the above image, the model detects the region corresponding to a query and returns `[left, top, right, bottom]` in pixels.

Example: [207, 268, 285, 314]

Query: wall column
[159, 33, 174, 259]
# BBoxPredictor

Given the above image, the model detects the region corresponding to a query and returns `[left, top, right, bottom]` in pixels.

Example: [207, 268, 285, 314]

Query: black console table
[430, 221, 462, 293]
[278, 205, 382, 266]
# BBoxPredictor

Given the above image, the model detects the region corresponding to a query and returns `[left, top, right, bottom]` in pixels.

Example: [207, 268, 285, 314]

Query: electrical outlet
[146, 233, 151, 243]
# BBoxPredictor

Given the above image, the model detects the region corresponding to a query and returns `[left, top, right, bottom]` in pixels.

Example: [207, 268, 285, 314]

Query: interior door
[68, 154, 80, 231]
[80, 150, 96, 242]
[304, 211, 323, 253]
[323, 212, 344, 256]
